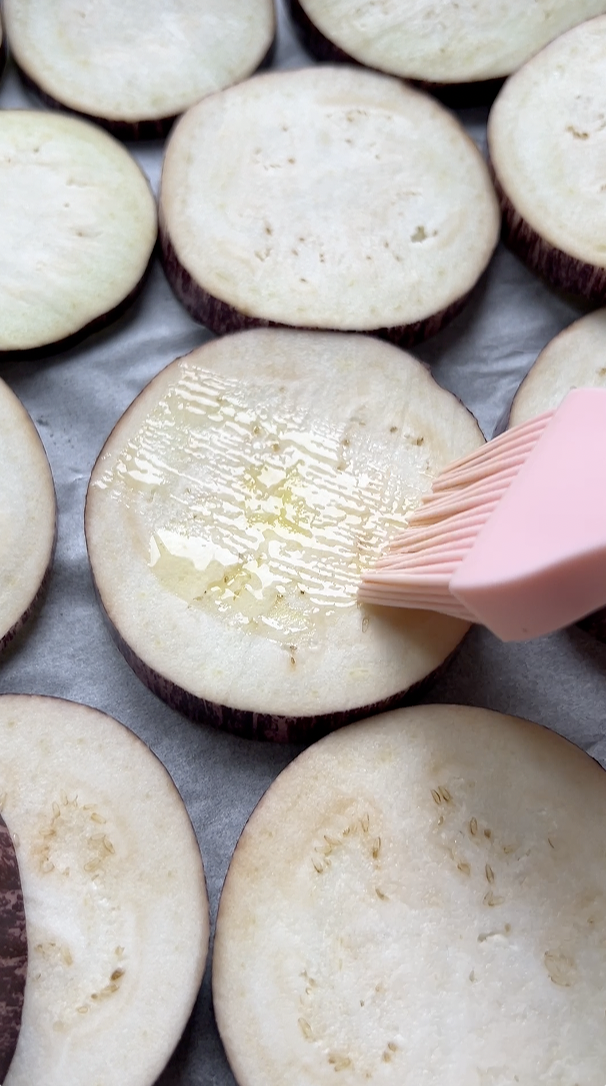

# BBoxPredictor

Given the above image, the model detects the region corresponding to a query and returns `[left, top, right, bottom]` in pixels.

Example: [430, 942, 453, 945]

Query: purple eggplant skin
[159, 219, 474, 350]
[0, 813, 28, 1084]
[490, 165, 606, 304]
[286, 0, 504, 108]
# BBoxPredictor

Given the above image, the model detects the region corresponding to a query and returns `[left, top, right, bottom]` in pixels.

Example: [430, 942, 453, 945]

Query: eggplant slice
[288, 0, 606, 92]
[0, 695, 209, 1086]
[508, 309, 606, 643]
[489, 16, 606, 303]
[85, 329, 484, 743]
[509, 310, 606, 427]
[0, 112, 156, 355]
[159, 66, 499, 347]
[0, 378, 56, 653]
[3, 0, 275, 139]
[0, 813, 27, 1084]
[214, 703, 606, 1085]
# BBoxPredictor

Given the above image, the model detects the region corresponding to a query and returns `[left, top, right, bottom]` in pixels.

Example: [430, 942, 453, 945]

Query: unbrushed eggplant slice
[508, 309, 606, 643]
[286, 0, 506, 109]
[3, 0, 275, 139]
[0, 695, 209, 1086]
[159, 67, 499, 346]
[0, 112, 156, 355]
[489, 16, 606, 302]
[0, 813, 27, 1085]
[288, 0, 606, 93]
[85, 329, 483, 743]
[0, 378, 56, 653]
[509, 310, 606, 428]
[214, 704, 606, 1086]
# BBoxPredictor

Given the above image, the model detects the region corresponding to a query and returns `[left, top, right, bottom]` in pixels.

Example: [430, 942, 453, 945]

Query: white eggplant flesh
[290, 0, 606, 84]
[0, 695, 209, 1086]
[0, 111, 157, 353]
[3, 0, 275, 136]
[489, 16, 606, 302]
[214, 703, 606, 1085]
[85, 328, 483, 742]
[0, 378, 55, 652]
[159, 66, 499, 344]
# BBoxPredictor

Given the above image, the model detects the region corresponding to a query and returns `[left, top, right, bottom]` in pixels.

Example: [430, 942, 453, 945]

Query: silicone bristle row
[432, 409, 553, 483]
[358, 579, 473, 617]
[358, 408, 555, 613]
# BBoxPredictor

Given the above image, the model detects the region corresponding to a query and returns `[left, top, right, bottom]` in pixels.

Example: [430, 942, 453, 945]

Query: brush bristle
[358, 409, 555, 612]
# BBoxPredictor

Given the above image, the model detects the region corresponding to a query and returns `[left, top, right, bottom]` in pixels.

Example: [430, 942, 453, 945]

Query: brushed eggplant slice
[159, 66, 499, 346]
[85, 328, 483, 743]
[288, 0, 606, 90]
[213, 704, 606, 1086]
[489, 16, 606, 303]
[0, 813, 27, 1085]
[508, 310, 606, 644]
[0, 378, 56, 653]
[0, 695, 209, 1086]
[3, 0, 275, 139]
[0, 111, 157, 355]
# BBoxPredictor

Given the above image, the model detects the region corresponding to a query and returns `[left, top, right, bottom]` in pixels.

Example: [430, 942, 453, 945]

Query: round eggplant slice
[288, 0, 606, 93]
[488, 16, 606, 303]
[0, 112, 157, 355]
[508, 310, 606, 643]
[0, 813, 27, 1084]
[0, 694, 209, 1086]
[0, 378, 55, 653]
[85, 329, 484, 743]
[3, 0, 275, 140]
[159, 66, 499, 346]
[214, 703, 606, 1086]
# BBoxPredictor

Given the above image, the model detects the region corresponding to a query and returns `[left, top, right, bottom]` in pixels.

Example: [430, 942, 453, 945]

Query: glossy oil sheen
[96, 362, 420, 648]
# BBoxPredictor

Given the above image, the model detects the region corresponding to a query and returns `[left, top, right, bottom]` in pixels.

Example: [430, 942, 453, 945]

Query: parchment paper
[1, 5, 605, 1083]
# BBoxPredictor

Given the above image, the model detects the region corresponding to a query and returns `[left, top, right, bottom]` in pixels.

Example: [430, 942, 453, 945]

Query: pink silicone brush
[359, 388, 606, 641]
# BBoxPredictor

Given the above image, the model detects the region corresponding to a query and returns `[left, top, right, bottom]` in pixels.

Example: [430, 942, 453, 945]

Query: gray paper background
[1, 4, 606, 1083]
